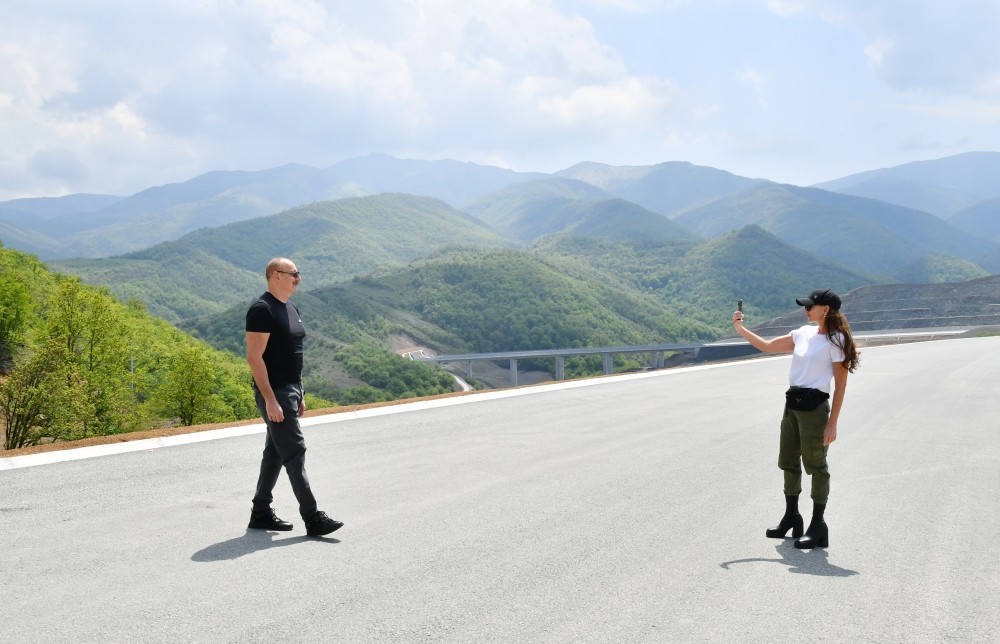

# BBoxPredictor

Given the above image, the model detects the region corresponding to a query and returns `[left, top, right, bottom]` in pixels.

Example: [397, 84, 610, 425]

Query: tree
[0, 248, 37, 373]
[212, 357, 258, 421]
[0, 279, 30, 373]
[150, 345, 235, 426]
[39, 276, 139, 436]
[0, 341, 93, 450]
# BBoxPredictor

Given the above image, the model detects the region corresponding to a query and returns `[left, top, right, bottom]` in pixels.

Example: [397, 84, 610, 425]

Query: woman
[732, 288, 860, 549]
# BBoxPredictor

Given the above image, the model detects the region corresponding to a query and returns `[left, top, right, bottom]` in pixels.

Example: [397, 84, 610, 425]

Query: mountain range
[3, 151, 998, 396]
[52, 194, 513, 323]
[814, 151, 1000, 217]
[0, 152, 996, 323]
[1, 155, 540, 258]
[3, 151, 998, 267]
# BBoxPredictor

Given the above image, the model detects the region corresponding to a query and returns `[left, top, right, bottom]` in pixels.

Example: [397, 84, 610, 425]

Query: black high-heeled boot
[765, 494, 804, 538]
[794, 502, 829, 549]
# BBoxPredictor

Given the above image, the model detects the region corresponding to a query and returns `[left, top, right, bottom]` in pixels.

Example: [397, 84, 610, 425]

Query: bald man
[245, 257, 342, 537]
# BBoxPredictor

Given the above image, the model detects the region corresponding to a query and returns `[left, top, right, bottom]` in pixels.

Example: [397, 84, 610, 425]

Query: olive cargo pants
[778, 400, 831, 504]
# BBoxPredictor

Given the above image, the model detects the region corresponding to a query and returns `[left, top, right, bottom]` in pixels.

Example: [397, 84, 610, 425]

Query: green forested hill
[658, 226, 878, 323]
[462, 177, 610, 236]
[52, 194, 513, 323]
[462, 178, 700, 244]
[54, 250, 264, 326]
[184, 246, 721, 399]
[0, 243, 261, 449]
[674, 183, 1000, 276]
[950, 197, 1000, 243]
[814, 151, 1000, 217]
[562, 199, 700, 244]
[534, 225, 878, 328]
[325, 154, 546, 206]
[184, 228, 880, 400]
[1, 158, 543, 260]
[0, 220, 62, 259]
[6, 165, 332, 258]
[0, 195, 124, 258]
[554, 160, 761, 215]
[357, 248, 719, 351]
[62, 191, 282, 257]
[893, 255, 989, 284]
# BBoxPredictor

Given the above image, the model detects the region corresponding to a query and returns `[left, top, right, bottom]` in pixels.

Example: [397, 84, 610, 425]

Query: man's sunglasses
[275, 269, 301, 278]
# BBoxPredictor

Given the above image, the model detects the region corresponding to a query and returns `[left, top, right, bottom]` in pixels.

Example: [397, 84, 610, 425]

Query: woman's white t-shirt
[788, 325, 846, 393]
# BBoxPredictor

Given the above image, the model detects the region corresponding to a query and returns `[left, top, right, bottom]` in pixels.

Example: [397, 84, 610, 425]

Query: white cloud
[864, 38, 893, 73]
[737, 66, 768, 107]
[108, 102, 148, 138]
[774, 1, 1000, 97]
[247, 0, 417, 105]
[580, 0, 689, 13]
[1, 0, 999, 198]
[0, 40, 76, 110]
[766, 0, 810, 18]
[533, 77, 673, 125]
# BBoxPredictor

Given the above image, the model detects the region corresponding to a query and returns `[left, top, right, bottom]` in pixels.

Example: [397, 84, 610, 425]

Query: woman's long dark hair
[825, 310, 860, 373]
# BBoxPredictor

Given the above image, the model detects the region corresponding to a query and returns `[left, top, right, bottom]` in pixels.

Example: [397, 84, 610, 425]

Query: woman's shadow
[192, 530, 340, 562]
[719, 541, 859, 577]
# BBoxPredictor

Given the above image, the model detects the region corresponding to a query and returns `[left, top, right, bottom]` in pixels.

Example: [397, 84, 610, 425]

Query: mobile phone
[737, 299, 743, 312]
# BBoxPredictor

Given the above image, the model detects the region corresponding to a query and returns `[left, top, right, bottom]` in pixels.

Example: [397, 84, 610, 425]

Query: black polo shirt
[246, 292, 306, 388]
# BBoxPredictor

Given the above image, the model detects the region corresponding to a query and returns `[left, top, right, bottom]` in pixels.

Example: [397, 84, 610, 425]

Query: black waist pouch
[785, 387, 829, 411]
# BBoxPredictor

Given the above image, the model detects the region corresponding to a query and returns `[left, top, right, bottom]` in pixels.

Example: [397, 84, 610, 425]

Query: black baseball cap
[796, 288, 842, 311]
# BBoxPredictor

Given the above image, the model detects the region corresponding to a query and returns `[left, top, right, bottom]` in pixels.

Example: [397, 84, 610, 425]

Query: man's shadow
[192, 530, 340, 562]
[719, 541, 859, 577]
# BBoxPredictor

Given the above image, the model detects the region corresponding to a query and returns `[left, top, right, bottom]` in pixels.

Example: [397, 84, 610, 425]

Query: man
[245, 257, 342, 536]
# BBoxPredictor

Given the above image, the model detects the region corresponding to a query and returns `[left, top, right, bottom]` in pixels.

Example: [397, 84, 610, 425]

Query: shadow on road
[719, 541, 859, 577]
[192, 529, 340, 562]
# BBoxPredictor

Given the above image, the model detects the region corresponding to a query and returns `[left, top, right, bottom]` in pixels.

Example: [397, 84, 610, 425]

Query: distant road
[3, 337, 998, 643]
[399, 347, 435, 360]
[400, 345, 473, 391]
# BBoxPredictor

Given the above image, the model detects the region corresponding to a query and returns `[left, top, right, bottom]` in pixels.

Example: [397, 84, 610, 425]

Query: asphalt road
[2, 337, 998, 643]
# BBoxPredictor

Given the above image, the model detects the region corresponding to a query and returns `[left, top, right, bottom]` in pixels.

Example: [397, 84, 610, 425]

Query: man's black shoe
[248, 508, 294, 531]
[305, 511, 343, 536]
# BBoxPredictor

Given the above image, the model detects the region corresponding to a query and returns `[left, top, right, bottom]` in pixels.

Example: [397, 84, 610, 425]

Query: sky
[2, 0, 1000, 201]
